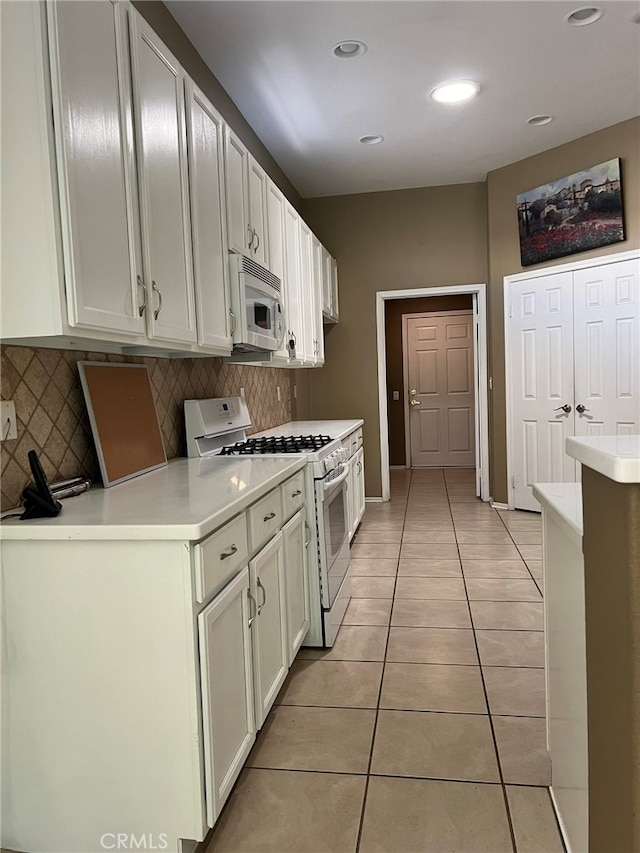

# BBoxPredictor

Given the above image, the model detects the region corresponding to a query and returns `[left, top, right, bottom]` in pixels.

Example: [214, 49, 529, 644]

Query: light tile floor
[205, 468, 565, 853]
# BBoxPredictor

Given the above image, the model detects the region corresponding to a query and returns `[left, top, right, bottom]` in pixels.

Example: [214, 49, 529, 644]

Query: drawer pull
[220, 544, 238, 560]
[291, 489, 302, 497]
[304, 521, 311, 548]
[263, 511, 276, 522]
[257, 577, 266, 614]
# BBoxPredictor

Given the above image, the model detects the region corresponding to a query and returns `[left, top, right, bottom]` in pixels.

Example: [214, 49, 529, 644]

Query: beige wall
[487, 117, 640, 502]
[302, 183, 488, 496]
[384, 296, 473, 467]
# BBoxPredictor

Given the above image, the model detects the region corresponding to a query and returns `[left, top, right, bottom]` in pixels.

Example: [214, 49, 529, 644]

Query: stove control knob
[324, 454, 336, 473]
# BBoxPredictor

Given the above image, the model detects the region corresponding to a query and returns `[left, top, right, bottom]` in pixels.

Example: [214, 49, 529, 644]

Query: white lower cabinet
[282, 509, 311, 665]
[198, 567, 255, 827]
[345, 433, 366, 541]
[249, 531, 289, 729]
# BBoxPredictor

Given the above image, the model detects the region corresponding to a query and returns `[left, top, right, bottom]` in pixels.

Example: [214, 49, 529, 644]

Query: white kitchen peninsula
[1, 456, 307, 853]
[534, 435, 640, 853]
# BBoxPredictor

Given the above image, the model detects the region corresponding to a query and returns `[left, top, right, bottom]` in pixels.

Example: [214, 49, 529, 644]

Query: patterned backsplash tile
[0, 345, 295, 512]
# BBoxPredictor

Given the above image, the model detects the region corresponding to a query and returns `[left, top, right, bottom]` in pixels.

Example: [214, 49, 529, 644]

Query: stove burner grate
[219, 434, 333, 455]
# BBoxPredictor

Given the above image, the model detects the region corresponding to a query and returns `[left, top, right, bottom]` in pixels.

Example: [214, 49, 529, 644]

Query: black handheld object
[21, 450, 63, 520]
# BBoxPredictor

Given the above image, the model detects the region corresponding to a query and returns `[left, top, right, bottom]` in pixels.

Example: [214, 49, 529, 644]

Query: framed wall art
[517, 158, 625, 266]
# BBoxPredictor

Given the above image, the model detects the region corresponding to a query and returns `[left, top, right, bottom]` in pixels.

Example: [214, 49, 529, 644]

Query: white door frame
[504, 248, 640, 510]
[376, 284, 489, 503]
[402, 309, 474, 469]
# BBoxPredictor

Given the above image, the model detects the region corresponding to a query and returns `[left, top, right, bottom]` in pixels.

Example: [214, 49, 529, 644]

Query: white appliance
[229, 254, 284, 353]
[184, 397, 351, 646]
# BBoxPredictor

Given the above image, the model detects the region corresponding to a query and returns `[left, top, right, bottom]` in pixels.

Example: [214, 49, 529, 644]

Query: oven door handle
[322, 465, 349, 494]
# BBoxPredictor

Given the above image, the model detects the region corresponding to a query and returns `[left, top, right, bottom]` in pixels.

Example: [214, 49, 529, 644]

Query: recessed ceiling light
[359, 135, 384, 145]
[429, 80, 480, 105]
[528, 114, 554, 126]
[566, 7, 603, 25]
[333, 40, 367, 59]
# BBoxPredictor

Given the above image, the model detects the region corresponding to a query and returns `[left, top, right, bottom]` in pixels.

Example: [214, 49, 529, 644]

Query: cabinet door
[346, 455, 358, 541]
[312, 235, 325, 366]
[299, 220, 316, 364]
[249, 532, 288, 728]
[247, 157, 269, 267]
[130, 13, 197, 345]
[284, 202, 304, 363]
[266, 179, 285, 283]
[355, 448, 366, 529]
[223, 126, 250, 255]
[185, 80, 232, 353]
[47, 1, 145, 335]
[282, 510, 310, 665]
[330, 256, 339, 321]
[198, 567, 255, 827]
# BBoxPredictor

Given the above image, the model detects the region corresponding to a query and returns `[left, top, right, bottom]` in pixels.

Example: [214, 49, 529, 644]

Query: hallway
[205, 468, 565, 852]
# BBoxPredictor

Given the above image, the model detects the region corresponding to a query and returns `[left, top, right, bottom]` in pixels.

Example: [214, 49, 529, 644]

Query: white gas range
[184, 397, 352, 646]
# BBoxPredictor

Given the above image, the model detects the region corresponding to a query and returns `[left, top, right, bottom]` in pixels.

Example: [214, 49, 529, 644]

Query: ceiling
[166, 1, 640, 198]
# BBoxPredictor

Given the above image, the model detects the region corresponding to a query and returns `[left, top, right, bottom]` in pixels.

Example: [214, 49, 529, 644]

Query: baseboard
[365, 497, 383, 503]
[549, 785, 574, 853]
[490, 500, 510, 510]
[389, 465, 407, 470]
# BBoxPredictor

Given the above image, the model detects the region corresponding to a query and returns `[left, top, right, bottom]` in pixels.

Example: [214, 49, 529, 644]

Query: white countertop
[0, 456, 305, 541]
[566, 435, 640, 483]
[532, 482, 583, 538]
[253, 419, 363, 442]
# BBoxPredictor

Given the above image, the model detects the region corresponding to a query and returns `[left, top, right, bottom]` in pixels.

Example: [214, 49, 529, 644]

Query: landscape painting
[517, 158, 625, 266]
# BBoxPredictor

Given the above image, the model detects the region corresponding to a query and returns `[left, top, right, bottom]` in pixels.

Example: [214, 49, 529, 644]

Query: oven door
[315, 465, 350, 609]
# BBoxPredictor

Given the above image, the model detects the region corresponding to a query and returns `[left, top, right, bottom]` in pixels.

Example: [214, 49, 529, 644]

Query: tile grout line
[444, 472, 519, 853]
[353, 472, 407, 853]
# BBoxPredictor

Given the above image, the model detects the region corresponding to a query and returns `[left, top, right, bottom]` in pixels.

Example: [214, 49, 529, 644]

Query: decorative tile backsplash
[0, 345, 295, 512]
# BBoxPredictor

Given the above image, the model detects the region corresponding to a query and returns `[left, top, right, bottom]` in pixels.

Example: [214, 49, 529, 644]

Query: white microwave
[229, 254, 284, 352]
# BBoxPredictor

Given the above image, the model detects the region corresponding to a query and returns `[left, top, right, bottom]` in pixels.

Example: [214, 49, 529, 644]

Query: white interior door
[508, 273, 576, 511]
[573, 259, 640, 439]
[404, 311, 475, 468]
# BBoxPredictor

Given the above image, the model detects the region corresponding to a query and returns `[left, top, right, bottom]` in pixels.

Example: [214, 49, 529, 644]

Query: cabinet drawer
[195, 514, 249, 603]
[281, 471, 305, 520]
[248, 489, 282, 553]
[343, 428, 362, 458]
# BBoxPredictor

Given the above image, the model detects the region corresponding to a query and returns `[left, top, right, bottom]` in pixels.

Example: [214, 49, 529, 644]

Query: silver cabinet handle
[304, 521, 311, 548]
[229, 309, 237, 335]
[248, 590, 257, 628]
[137, 275, 147, 317]
[291, 490, 302, 498]
[263, 511, 276, 522]
[576, 404, 590, 414]
[220, 544, 238, 560]
[247, 225, 254, 249]
[152, 281, 163, 319]
[253, 229, 260, 252]
[257, 577, 266, 614]
[357, 461, 362, 473]
[554, 403, 572, 413]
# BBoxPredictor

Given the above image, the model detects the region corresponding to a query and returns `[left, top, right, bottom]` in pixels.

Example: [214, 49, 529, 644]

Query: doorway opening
[376, 285, 489, 503]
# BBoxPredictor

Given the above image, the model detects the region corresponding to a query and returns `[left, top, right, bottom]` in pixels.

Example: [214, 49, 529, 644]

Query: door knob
[576, 404, 590, 414]
[410, 399, 421, 407]
[410, 389, 417, 396]
[553, 404, 572, 414]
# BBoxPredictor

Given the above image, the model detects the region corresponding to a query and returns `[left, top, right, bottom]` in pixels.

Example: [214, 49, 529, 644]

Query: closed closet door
[509, 273, 576, 511]
[507, 255, 639, 511]
[573, 259, 640, 438]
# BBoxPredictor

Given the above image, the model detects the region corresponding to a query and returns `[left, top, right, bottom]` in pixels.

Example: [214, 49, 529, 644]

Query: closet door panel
[573, 259, 640, 438]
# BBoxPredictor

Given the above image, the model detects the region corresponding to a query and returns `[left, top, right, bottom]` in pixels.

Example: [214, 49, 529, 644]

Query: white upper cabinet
[247, 157, 269, 268]
[47, 1, 145, 336]
[311, 235, 326, 366]
[223, 126, 269, 268]
[184, 81, 232, 353]
[129, 12, 197, 346]
[283, 202, 304, 363]
[266, 180, 285, 284]
[321, 246, 339, 323]
[299, 219, 317, 365]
